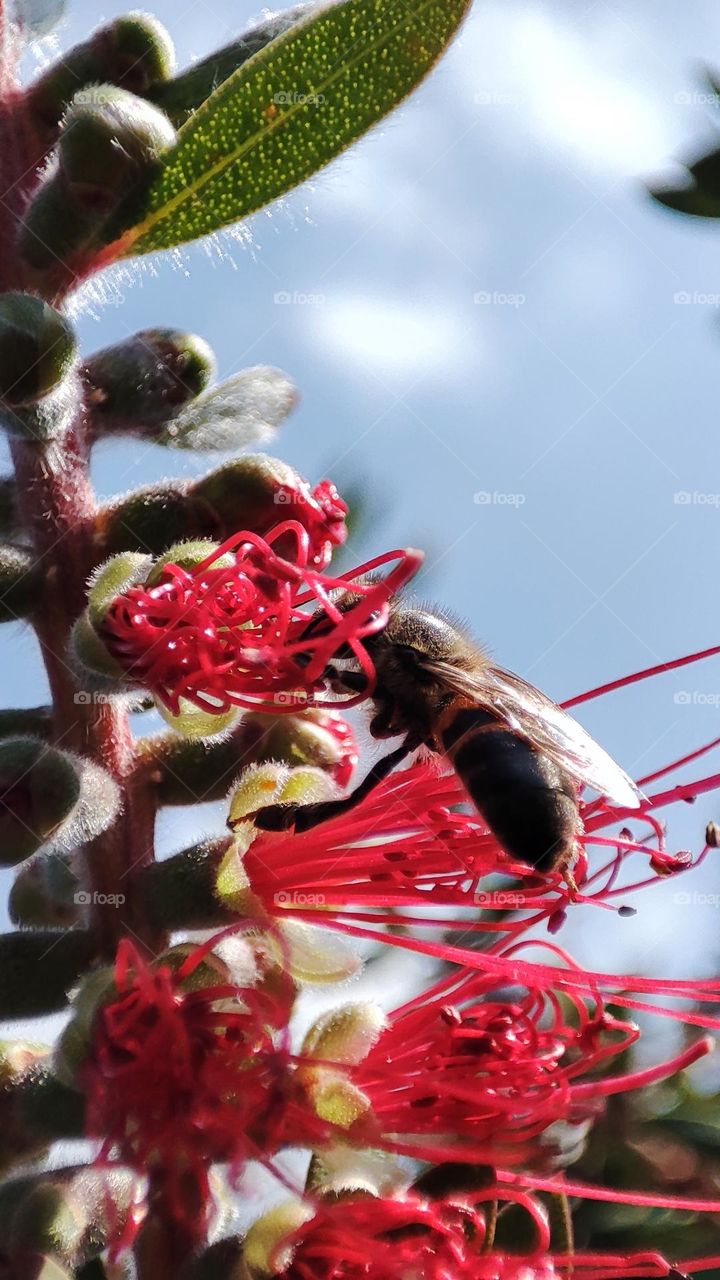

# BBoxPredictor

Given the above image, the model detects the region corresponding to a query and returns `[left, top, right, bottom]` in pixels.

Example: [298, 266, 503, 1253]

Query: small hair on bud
[25, 13, 175, 146]
[0, 542, 42, 621]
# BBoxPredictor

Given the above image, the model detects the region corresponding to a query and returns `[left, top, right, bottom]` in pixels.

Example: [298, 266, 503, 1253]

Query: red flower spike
[266, 1190, 690, 1280]
[310, 975, 711, 1168]
[81, 939, 326, 1230]
[100, 525, 422, 716]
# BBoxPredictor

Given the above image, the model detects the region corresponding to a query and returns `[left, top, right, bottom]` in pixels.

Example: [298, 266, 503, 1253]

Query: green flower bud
[194, 453, 301, 533]
[0, 739, 82, 865]
[0, 543, 41, 620]
[243, 1203, 314, 1276]
[7, 1168, 140, 1270]
[18, 90, 176, 294]
[94, 481, 217, 558]
[0, 1052, 84, 1172]
[0, 474, 19, 537]
[236, 708, 357, 786]
[0, 738, 120, 864]
[26, 14, 175, 142]
[83, 328, 216, 440]
[53, 966, 116, 1087]
[149, 4, 316, 126]
[9, 854, 80, 928]
[227, 762, 336, 829]
[71, 551, 152, 686]
[141, 836, 235, 932]
[0, 706, 53, 740]
[0, 293, 76, 406]
[0, 930, 96, 1019]
[59, 86, 177, 210]
[9, 1181, 83, 1261]
[302, 1003, 386, 1065]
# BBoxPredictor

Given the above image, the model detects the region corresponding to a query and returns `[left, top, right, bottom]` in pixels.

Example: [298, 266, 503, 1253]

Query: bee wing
[425, 660, 643, 810]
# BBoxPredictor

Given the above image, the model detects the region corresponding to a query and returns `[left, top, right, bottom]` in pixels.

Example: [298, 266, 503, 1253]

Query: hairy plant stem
[10, 426, 161, 955]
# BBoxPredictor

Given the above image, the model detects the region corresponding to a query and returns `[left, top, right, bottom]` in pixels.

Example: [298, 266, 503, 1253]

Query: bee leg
[251, 737, 418, 833]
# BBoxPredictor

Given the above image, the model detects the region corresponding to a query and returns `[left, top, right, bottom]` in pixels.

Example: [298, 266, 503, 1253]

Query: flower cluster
[99, 524, 422, 715]
[244, 1188, 700, 1280]
[79, 937, 325, 1228]
[77, 525, 720, 1273]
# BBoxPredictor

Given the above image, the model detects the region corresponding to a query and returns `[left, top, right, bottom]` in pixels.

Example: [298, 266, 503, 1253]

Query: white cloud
[460, 4, 680, 177]
[309, 293, 476, 383]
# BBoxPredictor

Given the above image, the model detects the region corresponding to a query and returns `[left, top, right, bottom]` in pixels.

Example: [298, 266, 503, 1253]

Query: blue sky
[4, 0, 720, 998]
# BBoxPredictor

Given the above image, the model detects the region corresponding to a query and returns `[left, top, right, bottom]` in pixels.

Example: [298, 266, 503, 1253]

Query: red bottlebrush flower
[238, 642, 720, 971]
[100, 527, 422, 716]
[319, 975, 711, 1168]
[255, 1189, 691, 1280]
[265, 1192, 507, 1280]
[80, 938, 320, 1228]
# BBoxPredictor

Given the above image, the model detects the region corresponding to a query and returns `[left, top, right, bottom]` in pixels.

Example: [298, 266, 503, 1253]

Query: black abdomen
[442, 708, 578, 871]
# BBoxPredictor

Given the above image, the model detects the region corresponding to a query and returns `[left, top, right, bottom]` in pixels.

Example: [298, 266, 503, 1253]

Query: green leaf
[148, 3, 320, 127]
[120, 0, 471, 255]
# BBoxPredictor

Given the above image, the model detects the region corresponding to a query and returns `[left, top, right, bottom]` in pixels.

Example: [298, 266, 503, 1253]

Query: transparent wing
[425, 660, 643, 810]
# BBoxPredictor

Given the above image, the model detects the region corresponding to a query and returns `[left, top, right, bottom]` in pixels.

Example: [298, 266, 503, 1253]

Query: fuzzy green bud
[142, 836, 235, 932]
[194, 453, 301, 534]
[84, 328, 216, 440]
[0, 738, 120, 864]
[0, 543, 41, 620]
[0, 930, 96, 1019]
[0, 738, 82, 864]
[0, 294, 75, 405]
[150, 4, 317, 125]
[18, 89, 176, 293]
[227, 762, 336, 830]
[93, 481, 216, 558]
[9, 854, 80, 928]
[59, 87, 177, 210]
[0, 474, 19, 537]
[26, 15, 175, 143]
[7, 1168, 141, 1271]
[236, 708, 357, 785]
[243, 1203, 315, 1276]
[0, 1049, 84, 1172]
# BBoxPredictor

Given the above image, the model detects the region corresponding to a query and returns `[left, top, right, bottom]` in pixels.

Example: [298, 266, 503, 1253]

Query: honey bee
[253, 599, 643, 876]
